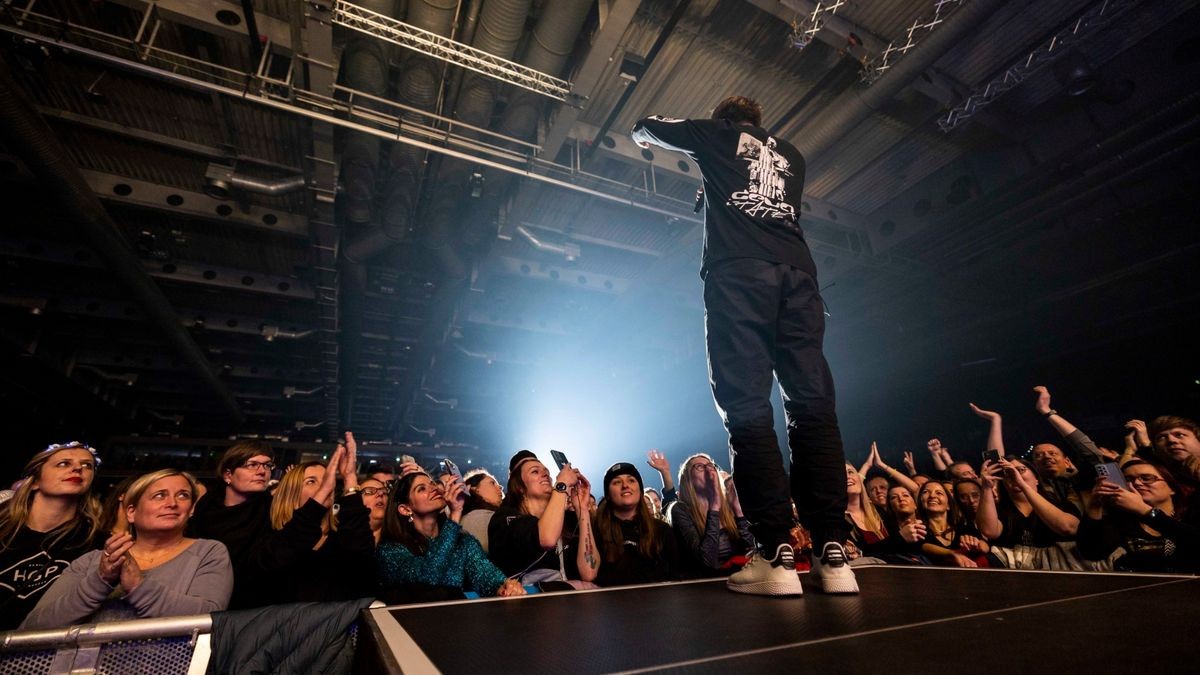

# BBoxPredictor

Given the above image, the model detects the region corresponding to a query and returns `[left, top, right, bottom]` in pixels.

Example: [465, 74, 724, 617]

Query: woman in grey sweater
[21, 469, 232, 629]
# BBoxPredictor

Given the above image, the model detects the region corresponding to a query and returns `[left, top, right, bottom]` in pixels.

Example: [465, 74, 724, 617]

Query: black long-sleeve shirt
[631, 117, 814, 279]
[1077, 510, 1200, 573]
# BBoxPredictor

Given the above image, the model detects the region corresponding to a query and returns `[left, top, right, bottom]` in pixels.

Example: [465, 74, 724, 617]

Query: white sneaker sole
[726, 578, 805, 597]
[810, 570, 860, 594]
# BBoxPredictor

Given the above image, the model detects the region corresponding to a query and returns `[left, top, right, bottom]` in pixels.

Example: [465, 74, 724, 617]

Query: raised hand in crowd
[969, 402, 1006, 459]
[339, 432, 359, 493]
[313, 444, 345, 507]
[1033, 385, 1053, 416]
[442, 477, 468, 523]
[399, 460, 423, 478]
[866, 442, 920, 495]
[926, 438, 952, 473]
[646, 449, 674, 492]
[1122, 419, 1151, 464]
[902, 451, 916, 477]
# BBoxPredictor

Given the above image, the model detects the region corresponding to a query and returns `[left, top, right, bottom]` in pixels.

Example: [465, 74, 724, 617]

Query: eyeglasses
[690, 462, 715, 472]
[1125, 474, 1163, 486]
[240, 460, 276, 472]
[360, 487, 386, 496]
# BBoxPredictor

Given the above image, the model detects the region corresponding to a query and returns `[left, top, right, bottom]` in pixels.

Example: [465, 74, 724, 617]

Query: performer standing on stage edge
[632, 96, 858, 596]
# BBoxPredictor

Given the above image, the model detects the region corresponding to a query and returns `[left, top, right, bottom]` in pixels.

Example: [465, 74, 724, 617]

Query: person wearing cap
[594, 462, 680, 586]
[486, 450, 599, 589]
[0, 442, 104, 629]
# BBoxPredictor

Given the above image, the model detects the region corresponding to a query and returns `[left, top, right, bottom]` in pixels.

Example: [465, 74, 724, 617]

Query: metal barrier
[0, 614, 212, 675]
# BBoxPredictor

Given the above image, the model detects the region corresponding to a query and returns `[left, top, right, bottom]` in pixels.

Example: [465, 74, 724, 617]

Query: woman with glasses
[189, 440, 283, 608]
[21, 469, 232, 628]
[1078, 458, 1199, 573]
[459, 469, 503, 553]
[668, 453, 755, 577]
[358, 478, 388, 545]
[265, 440, 377, 603]
[0, 443, 104, 629]
[377, 471, 524, 601]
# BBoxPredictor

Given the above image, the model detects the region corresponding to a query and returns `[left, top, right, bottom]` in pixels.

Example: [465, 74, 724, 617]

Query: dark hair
[917, 480, 963, 530]
[462, 470, 499, 515]
[594, 486, 663, 564]
[380, 471, 444, 555]
[1119, 457, 1186, 514]
[500, 461, 538, 513]
[217, 440, 273, 477]
[1150, 415, 1199, 440]
[711, 96, 762, 127]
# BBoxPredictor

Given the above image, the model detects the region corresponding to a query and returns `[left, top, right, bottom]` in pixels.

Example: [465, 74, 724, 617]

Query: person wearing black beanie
[594, 462, 680, 587]
[487, 451, 600, 589]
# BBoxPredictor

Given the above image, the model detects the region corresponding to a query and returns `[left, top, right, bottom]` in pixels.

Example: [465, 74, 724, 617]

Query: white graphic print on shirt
[728, 133, 798, 225]
[0, 550, 70, 599]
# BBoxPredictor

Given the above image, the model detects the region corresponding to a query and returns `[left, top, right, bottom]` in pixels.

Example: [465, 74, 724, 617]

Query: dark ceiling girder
[794, 0, 1008, 162]
[0, 61, 245, 425]
[583, 0, 694, 162]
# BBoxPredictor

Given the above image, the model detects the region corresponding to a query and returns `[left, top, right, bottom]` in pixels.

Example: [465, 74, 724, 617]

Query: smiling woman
[20, 469, 232, 629]
[593, 462, 680, 586]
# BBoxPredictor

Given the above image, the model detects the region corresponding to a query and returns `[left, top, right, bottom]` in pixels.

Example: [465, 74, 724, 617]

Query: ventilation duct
[204, 163, 306, 198]
[339, 0, 396, 224]
[344, 0, 461, 263]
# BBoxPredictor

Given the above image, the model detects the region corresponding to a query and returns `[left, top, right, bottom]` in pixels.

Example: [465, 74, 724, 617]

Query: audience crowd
[2, 386, 1197, 633]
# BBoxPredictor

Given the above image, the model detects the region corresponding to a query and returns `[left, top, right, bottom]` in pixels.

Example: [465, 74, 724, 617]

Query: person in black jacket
[267, 434, 376, 603]
[593, 462, 680, 586]
[632, 96, 855, 596]
[188, 440, 338, 608]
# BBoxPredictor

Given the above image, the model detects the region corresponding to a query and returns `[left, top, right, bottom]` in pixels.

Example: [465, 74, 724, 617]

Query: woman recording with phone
[1077, 457, 1199, 573]
[487, 450, 599, 589]
[22, 469, 231, 628]
[971, 403, 1083, 569]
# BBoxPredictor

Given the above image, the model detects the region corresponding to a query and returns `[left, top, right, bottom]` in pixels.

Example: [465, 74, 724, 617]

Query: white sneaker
[809, 541, 860, 594]
[726, 543, 804, 596]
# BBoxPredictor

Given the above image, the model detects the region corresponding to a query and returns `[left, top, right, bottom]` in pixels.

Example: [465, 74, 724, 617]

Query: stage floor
[358, 565, 1199, 674]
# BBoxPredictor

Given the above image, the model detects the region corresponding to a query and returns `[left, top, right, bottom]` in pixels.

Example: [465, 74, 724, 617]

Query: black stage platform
[357, 565, 1199, 674]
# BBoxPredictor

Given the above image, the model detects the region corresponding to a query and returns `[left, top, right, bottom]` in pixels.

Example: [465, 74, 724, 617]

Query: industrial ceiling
[2, 0, 1197, 470]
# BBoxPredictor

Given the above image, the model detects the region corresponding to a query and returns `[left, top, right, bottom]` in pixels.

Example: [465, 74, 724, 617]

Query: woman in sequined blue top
[376, 471, 525, 598]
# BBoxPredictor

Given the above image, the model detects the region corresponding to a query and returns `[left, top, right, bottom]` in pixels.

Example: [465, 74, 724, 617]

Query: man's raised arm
[631, 116, 703, 154]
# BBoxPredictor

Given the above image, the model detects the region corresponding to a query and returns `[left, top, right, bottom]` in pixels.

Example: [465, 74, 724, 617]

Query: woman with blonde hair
[843, 463, 888, 562]
[22, 469, 232, 628]
[667, 453, 755, 576]
[0, 443, 104, 629]
[265, 438, 376, 603]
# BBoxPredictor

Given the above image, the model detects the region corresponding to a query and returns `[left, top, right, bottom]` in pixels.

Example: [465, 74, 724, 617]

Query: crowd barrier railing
[0, 614, 212, 675]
